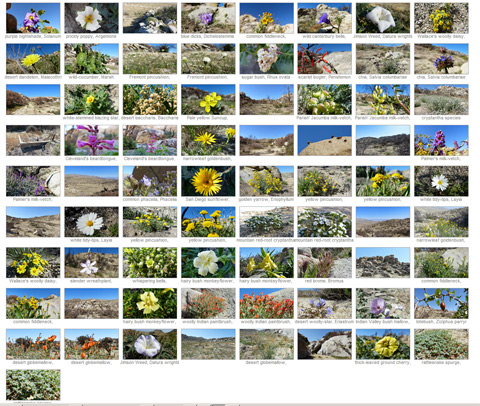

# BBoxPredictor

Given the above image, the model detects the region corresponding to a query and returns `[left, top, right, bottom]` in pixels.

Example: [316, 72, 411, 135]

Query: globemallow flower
[374, 336, 399, 357]
[365, 6, 396, 33]
[135, 335, 161, 358]
[137, 291, 160, 314]
[431, 175, 449, 191]
[193, 250, 219, 276]
[80, 259, 98, 274]
[76, 6, 103, 31]
[76, 212, 103, 236]
[370, 298, 386, 315]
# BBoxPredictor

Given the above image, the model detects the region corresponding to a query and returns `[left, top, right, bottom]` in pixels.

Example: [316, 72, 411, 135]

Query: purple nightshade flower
[370, 298, 386, 315]
[318, 13, 330, 25]
[23, 12, 39, 27]
[199, 12, 213, 25]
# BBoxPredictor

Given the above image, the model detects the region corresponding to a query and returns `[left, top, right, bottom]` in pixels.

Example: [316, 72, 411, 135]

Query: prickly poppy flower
[318, 13, 330, 25]
[370, 298, 386, 315]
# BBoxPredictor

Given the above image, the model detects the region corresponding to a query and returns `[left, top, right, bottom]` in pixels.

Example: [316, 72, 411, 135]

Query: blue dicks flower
[199, 12, 213, 25]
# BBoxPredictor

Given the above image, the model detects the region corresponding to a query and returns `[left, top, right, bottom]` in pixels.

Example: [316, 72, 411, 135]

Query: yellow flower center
[87, 220, 94, 227]
[85, 14, 94, 23]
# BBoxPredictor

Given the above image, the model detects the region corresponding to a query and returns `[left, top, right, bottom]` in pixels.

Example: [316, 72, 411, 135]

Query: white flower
[193, 250, 219, 276]
[76, 212, 103, 236]
[182, 57, 187, 61]
[134, 335, 161, 358]
[431, 175, 449, 191]
[365, 6, 396, 33]
[76, 6, 102, 32]
[222, 53, 228, 58]
[80, 259, 98, 274]
[203, 57, 211, 64]
[257, 45, 278, 72]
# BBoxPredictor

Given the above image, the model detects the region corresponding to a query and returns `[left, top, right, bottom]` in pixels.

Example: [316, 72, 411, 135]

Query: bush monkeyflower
[193, 250, 219, 276]
[136, 291, 160, 314]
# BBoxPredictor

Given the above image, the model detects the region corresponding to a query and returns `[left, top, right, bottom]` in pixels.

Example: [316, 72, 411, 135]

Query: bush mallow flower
[137, 291, 160, 314]
[374, 336, 399, 357]
[365, 6, 396, 33]
[76, 6, 103, 31]
[431, 175, 449, 191]
[76, 212, 103, 236]
[193, 250, 219, 276]
[80, 259, 98, 274]
[135, 335, 161, 358]
[370, 298, 386, 315]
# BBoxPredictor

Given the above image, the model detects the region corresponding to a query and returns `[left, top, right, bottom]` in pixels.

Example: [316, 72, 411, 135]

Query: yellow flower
[210, 212, 221, 219]
[199, 210, 208, 215]
[86, 95, 95, 104]
[30, 267, 40, 277]
[207, 233, 219, 237]
[191, 167, 222, 196]
[375, 336, 399, 357]
[199, 92, 222, 113]
[194, 132, 216, 145]
[258, 253, 278, 271]
[202, 220, 214, 228]
[136, 291, 160, 314]
[22, 54, 41, 66]
[185, 223, 195, 232]
[225, 128, 235, 138]
[260, 12, 273, 25]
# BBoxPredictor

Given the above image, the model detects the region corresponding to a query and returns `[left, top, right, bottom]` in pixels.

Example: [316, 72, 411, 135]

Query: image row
[5, 164, 469, 198]
[4, 287, 469, 320]
[5, 246, 469, 279]
[5, 205, 469, 238]
[6, 42, 469, 76]
[6, 2, 469, 35]
[6, 124, 468, 157]
[6, 84, 469, 116]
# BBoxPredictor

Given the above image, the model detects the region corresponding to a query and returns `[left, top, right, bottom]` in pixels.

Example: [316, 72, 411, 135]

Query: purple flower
[315, 298, 326, 308]
[326, 307, 333, 315]
[142, 176, 152, 187]
[199, 12, 213, 25]
[453, 140, 459, 150]
[318, 13, 330, 25]
[23, 12, 39, 27]
[370, 298, 386, 315]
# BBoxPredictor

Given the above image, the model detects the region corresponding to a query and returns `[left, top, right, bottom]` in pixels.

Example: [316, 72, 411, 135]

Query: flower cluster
[434, 54, 454, 73]
[7, 334, 59, 360]
[11, 252, 49, 278]
[298, 170, 337, 196]
[182, 290, 226, 319]
[416, 250, 468, 279]
[248, 170, 282, 195]
[7, 296, 53, 319]
[415, 130, 468, 156]
[298, 209, 351, 238]
[421, 218, 468, 238]
[257, 45, 279, 72]
[6, 167, 48, 197]
[76, 125, 115, 155]
[429, 8, 452, 33]
[70, 336, 117, 360]
[370, 85, 395, 115]
[240, 293, 294, 319]
[124, 247, 177, 278]
[358, 171, 409, 197]
[182, 210, 235, 238]
[259, 12, 273, 25]
[245, 212, 284, 234]
[246, 249, 283, 278]
[199, 12, 213, 25]
[124, 172, 176, 197]
[133, 213, 170, 233]
[199, 92, 222, 114]
[300, 298, 334, 319]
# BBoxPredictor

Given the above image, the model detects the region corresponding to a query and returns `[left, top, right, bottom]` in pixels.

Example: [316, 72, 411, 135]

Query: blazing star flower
[366, 6, 396, 33]
[76, 6, 103, 31]
[193, 250, 219, 276]
[370, 298, 386, 315]
[76, 212, 104, 236]
[199, 12, 213, 25]
[80, 259, 99, 274]
[134, 335, 161, 358]
[318, 13, 331, 25]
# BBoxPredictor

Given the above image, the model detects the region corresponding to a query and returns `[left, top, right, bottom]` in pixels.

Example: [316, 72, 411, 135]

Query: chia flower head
[370, 298, 386, 315]
[434, 54, 454, 72]
[318, 13, 331, 25]
[199, 12, 213, 25]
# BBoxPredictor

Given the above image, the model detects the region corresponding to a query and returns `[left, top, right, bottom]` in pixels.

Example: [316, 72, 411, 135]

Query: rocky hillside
[6, 214, 60, 238]
[298, 331, 352, 359]
[356, 218, 410, 238]
[65, 298, 119, 319]
[356, 134, 410, 156]
[414, 44, 468, 74]
[356, 255, 410, 278]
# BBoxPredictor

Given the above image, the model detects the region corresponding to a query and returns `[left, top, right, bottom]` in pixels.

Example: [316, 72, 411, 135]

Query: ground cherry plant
[240, 293, 294, 319]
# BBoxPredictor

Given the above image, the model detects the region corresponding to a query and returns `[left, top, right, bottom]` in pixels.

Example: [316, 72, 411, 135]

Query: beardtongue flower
[365, 6, 396, 33]
[76, 125, 115, 155]
[134, 335, 161, 358]
[370, 298, 386, 315]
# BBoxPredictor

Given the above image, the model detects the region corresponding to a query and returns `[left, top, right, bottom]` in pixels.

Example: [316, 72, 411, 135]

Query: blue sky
[240, 288, 292, 297]
[9, 3, 61, 31]
[240, 125, 293, 140]
[356, 206, 410, 221]
[65, 288, 118, 300]
[298, 3, 351, 12]
[414, 125, 468, 149]
[65, 247, 118, 255]
[123, 166, 134, 176]
[65, 166, 118, 179]
[182, 206, 235, 219]
[72, 44, 119, 58]
[431, 43, 468, 54]
[356, 329, 410, 337]
[299, 43, 351, 53]
[182, 329, 235, 339]
[7, 206, 60, 219]
[240, 84, 293, 100]
[7, 84, 60, 97]
[359, 165, 409, 173]
[182, 84, 235, 96]
[240, 3, 294, 24]
[298, 125, 351, 153]
[64, 329, 118, 341]
[356, 125, 410, 139]
[277, 166, 293, 173]
[356, 247, 410, 263]
[127, 328, 173, 334]
[365, 43, 406, 48]
[299, 329, 351, 341]
[7, 329, 61, 341]
[415, 288, 467, 312]
[357, 85, 410, 96]
[416, 84, 468, 90]
[7, 288, 60, 299]
[7, 43, 60, 58]
[240, 247, 290, 258]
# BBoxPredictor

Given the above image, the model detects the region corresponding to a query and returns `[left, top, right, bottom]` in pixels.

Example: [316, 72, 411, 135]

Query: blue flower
[318, 13, 330, 25]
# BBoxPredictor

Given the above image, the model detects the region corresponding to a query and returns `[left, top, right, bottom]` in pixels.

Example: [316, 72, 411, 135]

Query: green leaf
[76, 52, 87, 66]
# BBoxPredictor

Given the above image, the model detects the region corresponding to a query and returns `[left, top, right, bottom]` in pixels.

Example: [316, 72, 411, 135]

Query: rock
[7, 13, 17, 33]
[189, 5, 235, 26]
[442, 248, 468, 271]
[45, 171, 61, 197]
[298, 333, 311, 359]
[319, 334, 351, 357]
[239, 166, 282, 184]
[356, 134, 410, 156]
[181, 289, 203, 309]
[329, 258, 352, 278]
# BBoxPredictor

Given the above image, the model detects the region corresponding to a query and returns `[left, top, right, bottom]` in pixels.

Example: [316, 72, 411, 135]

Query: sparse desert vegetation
[240, 329, 293, 360]
[7, 85, 60, 115]
[65, 166, 118, 197]
[181, 3, 235, 33]
[123, 206, 176, 238]
[240, 207, 294, 238]
[414, 329, 468, 360]
[298, 247, 352, 279]
[356, 288, 410, 319]
[65, 288, 118, 319]
[240, 126, 294, 156]
[6, 125, 60, 156]
[356, 44, 410, 75]
[356, 207, 410, 238]
[240, 84, 294, 115]
[124, 43, 177, 74]
[182, 330, 235, 360]
[182, 43, 235, 74]
[7, 207, 60, 238]
[123, 3, 176, 33]
[414, 247, 468, 279]
[414, 206, 468, 238]
[297, 3, 352, 34]
[298, 288, 352, 319]
[356, 132, 410, 156]
[298, 166, 351, 197]
[414, 85, 468, 115]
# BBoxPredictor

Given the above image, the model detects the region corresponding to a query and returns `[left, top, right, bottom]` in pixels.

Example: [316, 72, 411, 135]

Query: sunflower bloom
[191, 167, 222, 196]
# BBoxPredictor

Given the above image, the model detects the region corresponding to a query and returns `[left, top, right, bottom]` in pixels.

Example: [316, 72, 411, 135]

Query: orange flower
[111, 346, 116, 350]
[81, 343, 88, 350]
[43, 345, 47, 350]
[66, 354, 69, 359]
[81, 352, 86, 359]
[48, 335, 56, 342]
